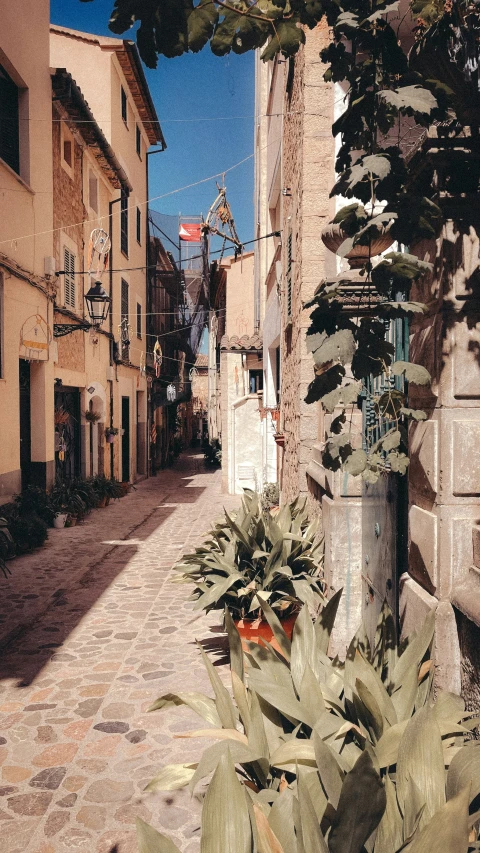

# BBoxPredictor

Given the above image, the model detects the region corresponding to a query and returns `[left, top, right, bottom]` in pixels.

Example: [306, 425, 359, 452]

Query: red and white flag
[179, 223, 202, 242]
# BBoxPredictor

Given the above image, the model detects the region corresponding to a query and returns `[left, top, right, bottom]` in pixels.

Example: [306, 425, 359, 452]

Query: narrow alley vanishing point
[0, 454, 238, 853]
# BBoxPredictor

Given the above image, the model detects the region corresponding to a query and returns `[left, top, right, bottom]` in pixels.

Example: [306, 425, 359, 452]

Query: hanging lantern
[167, 383, 176, 402]
[85, 281, 111, 327]
[189, 366, 199, 381]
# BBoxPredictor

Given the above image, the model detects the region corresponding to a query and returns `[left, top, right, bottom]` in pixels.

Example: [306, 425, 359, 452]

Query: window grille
[136, 125, 141, 157]
[64, 248, 76, 309]
[121, 87, 127, 124]
[136, 302, 142, 339]
[136, 207, 141, 244]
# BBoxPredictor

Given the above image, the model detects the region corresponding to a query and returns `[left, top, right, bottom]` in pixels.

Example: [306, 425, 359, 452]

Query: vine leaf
[377, 302, 427, 318]
[188, 2, 219, 52]
[305, 365, 345, 404]
[366, 1, 400, 21]
[401, 407, 428, 421]
[391, 361, 431, 385]
[386, 451, 410, 473]
[308, 330, 356, 368]
[321, 382, 362, 414]
[381, 429, 401, 451]
[343, 449, 368, 476]
[348, 154, 392, 190]
[379, 85, 438, 115]
[376, 389, 405, 419]
[331, 410, 347, 434]
[261, 20, 305, 61]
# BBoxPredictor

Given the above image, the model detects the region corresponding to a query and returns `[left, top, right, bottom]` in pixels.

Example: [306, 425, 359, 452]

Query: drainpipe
[108, 194, 122, 479]
[145, 145, 166, 477]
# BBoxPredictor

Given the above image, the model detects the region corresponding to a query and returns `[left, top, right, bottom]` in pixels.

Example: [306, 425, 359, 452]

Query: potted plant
[85, 409, 101, 424]
[104, 426, 118, 444]
[141, 601, 479, 853]
[175, 491, 324, 649]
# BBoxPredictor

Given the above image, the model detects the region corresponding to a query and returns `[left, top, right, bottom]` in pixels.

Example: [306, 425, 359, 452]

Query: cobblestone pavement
[0, 454, 238, 853]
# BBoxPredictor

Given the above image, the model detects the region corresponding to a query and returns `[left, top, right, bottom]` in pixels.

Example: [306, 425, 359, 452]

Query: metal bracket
[53, 321, 91, 338]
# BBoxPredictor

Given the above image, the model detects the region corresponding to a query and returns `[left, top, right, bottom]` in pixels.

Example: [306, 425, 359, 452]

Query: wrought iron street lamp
[84, 280, 111, 327]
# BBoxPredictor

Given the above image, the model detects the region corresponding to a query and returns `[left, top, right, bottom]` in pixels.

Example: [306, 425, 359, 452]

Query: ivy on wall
[81, 0, 478, 480]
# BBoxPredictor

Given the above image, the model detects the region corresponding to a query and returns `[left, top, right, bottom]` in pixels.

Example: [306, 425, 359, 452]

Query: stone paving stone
[0, 453, 238, 851]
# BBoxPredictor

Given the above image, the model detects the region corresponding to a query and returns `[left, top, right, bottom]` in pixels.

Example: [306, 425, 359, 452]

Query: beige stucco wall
[0, 0, 55, 501]
[50, 28, 151, 482]
[223, 253, 255, 338]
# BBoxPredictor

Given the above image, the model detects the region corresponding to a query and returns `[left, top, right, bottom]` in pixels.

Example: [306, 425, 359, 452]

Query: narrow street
[0, 454, 238, 853]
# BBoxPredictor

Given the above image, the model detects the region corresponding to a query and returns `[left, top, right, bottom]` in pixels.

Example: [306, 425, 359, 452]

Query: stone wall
[280, 22, 335, 505]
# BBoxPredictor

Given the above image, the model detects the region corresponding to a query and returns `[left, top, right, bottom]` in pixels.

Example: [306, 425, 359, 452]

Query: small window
[89, 172, 98, 212]
[64, 247, 76, 309]
[136, 302, 142, 339]
[121, 86, 127, 124]
[249, 370, 263, 394]
[0, 65, 20, 174]
[120, 186, 129, 257]
[63, 139, 72, 168]
[136, 207, 141, 244]
[136, 125, 141, 157]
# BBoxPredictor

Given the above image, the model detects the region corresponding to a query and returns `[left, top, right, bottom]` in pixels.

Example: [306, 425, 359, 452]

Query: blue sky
[50, 0, 255, 245]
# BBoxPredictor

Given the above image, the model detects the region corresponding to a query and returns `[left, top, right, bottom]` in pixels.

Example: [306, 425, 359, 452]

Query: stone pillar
[404, 159, 480, 695]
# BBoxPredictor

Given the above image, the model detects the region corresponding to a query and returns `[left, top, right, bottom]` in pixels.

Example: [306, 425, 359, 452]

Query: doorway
[19, 359, 31, 490]
[54, 388, 81, 482]
[121, 396, 130, 483]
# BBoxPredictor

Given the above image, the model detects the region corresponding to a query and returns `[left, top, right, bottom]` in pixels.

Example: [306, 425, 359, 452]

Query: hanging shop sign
[167, 383, 176, 402]
[153, 339, 162, 378]
[19, 314, 52, 361]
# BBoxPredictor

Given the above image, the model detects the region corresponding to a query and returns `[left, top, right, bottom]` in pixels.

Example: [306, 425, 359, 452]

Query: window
[64, 247, 76, 309]
[0, 65, 19, 174]
[61, 123, 74, 176]
[136, 125, 141, 157]
[136, 302, 142, 339]
[120, 186, 129, 256]
[63, 139, 72, 168]
[121, 278, 129, 359]
[121, 86, 127, 124]
[249, 370, 263, 394]
[89, 172, 98, 212]
[136, 207, 141, 244]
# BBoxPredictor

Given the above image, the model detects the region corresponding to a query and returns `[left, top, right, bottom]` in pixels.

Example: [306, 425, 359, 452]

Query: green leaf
[328, 750, 386, 853]
[391, 361, 431, 385]
[148, 692, 222, 726]
[381, 429, 401, 451]
[343, 449, 367, 476]
[321, 382, 362, 414]
[259, 598, 292, 661]
[396, 705, 445, 829]
[269, 788, 297, 853]
[387, 450, 410, 474]
[313, 730, 343, 808]
[200, 749, 253, 853]
[197, 642, 238, 729]
[305, 364, 345, 405]
[225, 606, 244, 682]
[391, 607, 435, 689]
[308, 330, 356, 368]
[446, 742, 480, 804]
[296, 773, 329, 853]
[404, 785, 470, 853]
[136, 818, 181, 853]
[190, 739, 261, 793]
[144, 763, 197, 793]
[315, 588, 343, 655]
[291, 605, 316, 692]
[187, 1, 219, 52]
[378, 301, 427, 318]
[261, 19, 305, 61]
[379, 85, 438, 115]
[401, 407, 428, 421]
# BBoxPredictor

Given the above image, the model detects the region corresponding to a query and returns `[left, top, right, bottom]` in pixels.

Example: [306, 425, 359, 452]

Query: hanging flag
[153, 339, 162, 378]
[179, 223, 202, 242]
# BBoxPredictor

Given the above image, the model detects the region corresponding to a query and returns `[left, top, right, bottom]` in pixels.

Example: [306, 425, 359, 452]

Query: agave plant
[137, 596, 480, 853]
[174, 491, 325, 620]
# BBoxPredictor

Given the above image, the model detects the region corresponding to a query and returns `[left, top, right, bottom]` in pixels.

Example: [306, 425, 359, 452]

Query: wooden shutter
[0, 65, 20, 175]
[64, 248, 76, 308]
[286, 232, 293, 321]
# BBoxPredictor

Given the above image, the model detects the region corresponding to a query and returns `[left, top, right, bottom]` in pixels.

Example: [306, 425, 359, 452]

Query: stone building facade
[0, 0, 55, 500]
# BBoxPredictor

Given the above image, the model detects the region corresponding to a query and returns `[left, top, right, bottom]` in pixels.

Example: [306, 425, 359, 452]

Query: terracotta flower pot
[321, 222, 394, 268]
[97, 496, 107, 508]
[234, 613, 297, 653]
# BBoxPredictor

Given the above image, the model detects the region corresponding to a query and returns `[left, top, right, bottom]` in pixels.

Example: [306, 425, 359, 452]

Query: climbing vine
[81, 0, 479, 480]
